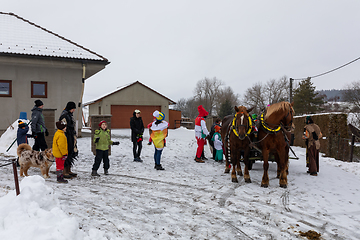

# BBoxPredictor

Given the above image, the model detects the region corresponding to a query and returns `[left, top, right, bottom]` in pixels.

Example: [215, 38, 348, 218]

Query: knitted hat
[65, 101, 76, 110]
[134, 109, 141, 114]
[214, 125, 221, 132]
[99, 120, 107, 127]
[153, 110, 165, 121]
[56, 120, 67, 130]
[18, 120, 26, 128]
[35, 99, 44, 107]
[197, 105, 209, 117]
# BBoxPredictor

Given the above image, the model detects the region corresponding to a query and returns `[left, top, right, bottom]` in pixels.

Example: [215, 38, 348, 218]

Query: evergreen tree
[218, 99, 235, 119]
[293, 77, 325, 115]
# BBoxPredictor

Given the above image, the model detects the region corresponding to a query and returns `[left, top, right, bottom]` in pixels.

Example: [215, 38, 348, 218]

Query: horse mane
[264, 102, 294, 120]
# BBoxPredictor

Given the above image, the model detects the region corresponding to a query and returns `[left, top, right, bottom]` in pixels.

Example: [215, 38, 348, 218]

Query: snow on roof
[0, 12, 108, 62]
[83, 81, 176, 106]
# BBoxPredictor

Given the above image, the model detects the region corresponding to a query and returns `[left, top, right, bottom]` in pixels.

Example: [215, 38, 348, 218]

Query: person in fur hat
[53, 121, 68, 183]
[302, 116, 322, 176]
[59, 101, 78, 178]
[194, 105, 209, 163]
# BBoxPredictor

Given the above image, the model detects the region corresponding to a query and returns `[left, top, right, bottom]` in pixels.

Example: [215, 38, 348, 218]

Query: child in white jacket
[212, 125, 223, 161]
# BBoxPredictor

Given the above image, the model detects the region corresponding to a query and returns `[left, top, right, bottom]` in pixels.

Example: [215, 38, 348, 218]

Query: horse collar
[232, 113, 252, 138]
[260, 112, 281, 133]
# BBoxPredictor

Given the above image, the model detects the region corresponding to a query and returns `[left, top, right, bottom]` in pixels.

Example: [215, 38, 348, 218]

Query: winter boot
[134, 158, 143, 162]
[155, 164, 165, 170]
[68, 166, 77, 177]
[195, 157, 205, 163]
[63, 166, 73, 179]
[56, 171, 68, 184]
[104, 169, 109, 175]
[91, 170, 100, 177]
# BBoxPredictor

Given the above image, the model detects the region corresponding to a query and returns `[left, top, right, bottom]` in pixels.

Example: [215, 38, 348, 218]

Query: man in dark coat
[59, 101, 78, 178]
[130, 109, 144, 162]
[31, 100, 48, 151]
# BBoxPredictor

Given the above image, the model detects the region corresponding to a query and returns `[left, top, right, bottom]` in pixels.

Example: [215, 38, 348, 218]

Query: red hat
[197, 105, 209, 117]
[98, 120, 107, 127]
[214, 125, 221, 132]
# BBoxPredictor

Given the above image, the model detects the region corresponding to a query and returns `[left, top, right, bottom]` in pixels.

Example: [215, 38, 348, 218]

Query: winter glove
[32, 133, 38, 139]
[62, 155, 68, 161]
[45, 129, 49, 136]
[95, 137, 100, 143]
[112, 141, 120, 145]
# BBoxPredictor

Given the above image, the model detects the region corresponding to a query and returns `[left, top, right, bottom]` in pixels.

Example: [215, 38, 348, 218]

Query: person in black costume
[59, 101, 78, 178]
[130, 109, 144, 162]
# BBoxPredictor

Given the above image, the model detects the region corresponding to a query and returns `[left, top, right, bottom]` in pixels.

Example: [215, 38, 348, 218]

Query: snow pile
[0, 176, 85, 240]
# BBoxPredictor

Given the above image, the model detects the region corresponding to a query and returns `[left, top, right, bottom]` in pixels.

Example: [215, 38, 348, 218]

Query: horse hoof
[224, 169, 230, 174]
[231, 178, 238, 183]
[261, 183, 269, 188]
[245, 178, 251, 183]
[280, 184, 287, 188]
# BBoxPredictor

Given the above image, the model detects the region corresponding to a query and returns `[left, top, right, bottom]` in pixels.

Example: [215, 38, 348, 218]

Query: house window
[0, 80, 12, 97]
[31, 81, 47, 98]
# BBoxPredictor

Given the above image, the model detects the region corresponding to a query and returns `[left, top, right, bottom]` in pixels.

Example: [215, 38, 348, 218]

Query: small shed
[84, 81, 178, 128]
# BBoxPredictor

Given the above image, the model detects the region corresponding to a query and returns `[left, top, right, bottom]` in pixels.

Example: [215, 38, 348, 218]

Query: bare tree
[265, 76, 289, 104]
[242, 82, 267, 114]
[173, 97, 199, 119]
[242, 76, 290, 114]
[193, 77, 224, 116]
[215, 86, 239, 115]
[343, 81, 360, 111]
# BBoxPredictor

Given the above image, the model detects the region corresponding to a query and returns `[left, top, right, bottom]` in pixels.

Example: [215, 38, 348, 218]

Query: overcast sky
[3, 1, 360, 103]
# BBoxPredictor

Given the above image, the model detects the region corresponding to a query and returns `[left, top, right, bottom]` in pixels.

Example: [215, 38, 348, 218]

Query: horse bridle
[281, 107, 294, 131]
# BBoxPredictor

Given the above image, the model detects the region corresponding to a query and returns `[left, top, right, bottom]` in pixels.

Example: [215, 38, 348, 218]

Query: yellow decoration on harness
[260, 112, 281, 132]
[232, 113, 252, 137]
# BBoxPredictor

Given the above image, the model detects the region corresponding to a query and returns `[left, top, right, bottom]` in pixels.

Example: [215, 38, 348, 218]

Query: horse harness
[230, 112, 252, 140]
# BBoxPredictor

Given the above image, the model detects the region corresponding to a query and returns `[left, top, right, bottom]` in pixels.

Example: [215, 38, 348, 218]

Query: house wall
[88, 82, 171, 126]
[0, 56, 105, 134]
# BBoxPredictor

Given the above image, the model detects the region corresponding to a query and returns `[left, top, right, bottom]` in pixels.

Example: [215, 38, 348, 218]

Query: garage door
[111, 105, 161, 129]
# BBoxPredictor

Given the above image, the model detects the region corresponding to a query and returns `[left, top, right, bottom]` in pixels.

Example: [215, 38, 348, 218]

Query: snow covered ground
[1, 122, 360, 239]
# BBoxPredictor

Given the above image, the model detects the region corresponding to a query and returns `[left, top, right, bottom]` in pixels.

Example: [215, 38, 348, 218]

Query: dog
[17, 143, 54, 179]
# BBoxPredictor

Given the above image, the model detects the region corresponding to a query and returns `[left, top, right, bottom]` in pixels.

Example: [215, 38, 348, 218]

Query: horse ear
[247, 107, 254, 113]
[234, 106, 239, 112]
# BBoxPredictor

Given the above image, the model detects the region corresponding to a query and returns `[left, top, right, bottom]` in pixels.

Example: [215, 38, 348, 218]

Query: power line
[291, 56, 360, 81]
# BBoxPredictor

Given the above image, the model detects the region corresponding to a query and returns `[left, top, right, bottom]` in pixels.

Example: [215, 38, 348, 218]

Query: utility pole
[289, 78, 293, 103]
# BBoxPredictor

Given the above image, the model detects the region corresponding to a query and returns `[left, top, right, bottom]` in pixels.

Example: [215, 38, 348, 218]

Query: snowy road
[1, 127, 360, 239]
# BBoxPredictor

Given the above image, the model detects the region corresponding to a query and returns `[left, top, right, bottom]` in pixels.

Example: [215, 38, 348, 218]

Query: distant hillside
[316, 89, 347, 101]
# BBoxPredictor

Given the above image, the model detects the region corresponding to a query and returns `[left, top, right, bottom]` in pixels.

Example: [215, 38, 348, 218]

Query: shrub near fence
[292, 113, 359, 162]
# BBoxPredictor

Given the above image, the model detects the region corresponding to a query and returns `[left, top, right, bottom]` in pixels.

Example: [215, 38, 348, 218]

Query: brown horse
[221, 106, 253, 183]
[257, 101, 294, 188]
